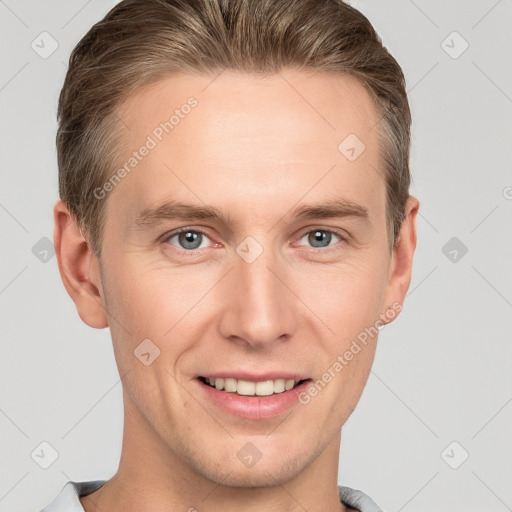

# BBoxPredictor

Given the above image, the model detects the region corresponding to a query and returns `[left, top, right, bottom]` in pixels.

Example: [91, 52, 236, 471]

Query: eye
[162, 227, 345, 255]
[296, 229, 344, 250]
[165, 228, 212, 251]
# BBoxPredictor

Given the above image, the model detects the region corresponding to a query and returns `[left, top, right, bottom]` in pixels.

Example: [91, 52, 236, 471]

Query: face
[62, 69, 416, 487]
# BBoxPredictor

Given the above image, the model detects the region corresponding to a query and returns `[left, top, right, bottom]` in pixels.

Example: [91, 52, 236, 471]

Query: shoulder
[39, 480, 107, 512]
[338, 485, 384, 512]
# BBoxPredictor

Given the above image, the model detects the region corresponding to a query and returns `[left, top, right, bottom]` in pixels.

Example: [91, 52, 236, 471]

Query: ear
[53, 200, 109, 329]
[380, 195, 419, 324]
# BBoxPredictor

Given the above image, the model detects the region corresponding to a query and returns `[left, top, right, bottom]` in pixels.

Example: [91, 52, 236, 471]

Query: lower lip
[196, 378, 311, 420]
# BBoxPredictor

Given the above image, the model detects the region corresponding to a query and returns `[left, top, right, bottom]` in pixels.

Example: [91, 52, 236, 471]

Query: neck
[80, 391, 349, 512]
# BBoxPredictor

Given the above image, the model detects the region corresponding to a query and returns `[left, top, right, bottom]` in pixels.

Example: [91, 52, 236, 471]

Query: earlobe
[381, 195, 419, 324]
[53, 200, 109, 329]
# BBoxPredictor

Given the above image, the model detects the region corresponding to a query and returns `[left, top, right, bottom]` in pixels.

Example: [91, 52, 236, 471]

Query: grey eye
[168, 230, 209, 250]
[300, 230, 339, 249]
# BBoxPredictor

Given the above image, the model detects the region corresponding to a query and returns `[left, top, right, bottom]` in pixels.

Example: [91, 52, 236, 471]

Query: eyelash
[162, 227, 347, 255]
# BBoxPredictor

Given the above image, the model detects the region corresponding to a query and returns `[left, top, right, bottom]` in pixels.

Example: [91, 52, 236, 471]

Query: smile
[196, 374, 312, 419]
[200, 376, 305, 396]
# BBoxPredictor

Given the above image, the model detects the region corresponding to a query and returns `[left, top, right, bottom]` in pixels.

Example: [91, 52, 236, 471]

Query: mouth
[199, 376, 308, 396]
[196, 375, 312, 419]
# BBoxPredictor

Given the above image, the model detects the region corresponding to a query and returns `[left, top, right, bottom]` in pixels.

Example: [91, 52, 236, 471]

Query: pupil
[309, 230, 330, 248]
[180, 231, 201, 249]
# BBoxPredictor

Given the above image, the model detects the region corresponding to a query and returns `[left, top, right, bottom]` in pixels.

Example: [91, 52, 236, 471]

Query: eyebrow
[134, 199, 369, 229]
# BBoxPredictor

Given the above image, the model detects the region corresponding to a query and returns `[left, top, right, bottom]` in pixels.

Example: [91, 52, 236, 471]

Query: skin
[54, 69, 418, 512]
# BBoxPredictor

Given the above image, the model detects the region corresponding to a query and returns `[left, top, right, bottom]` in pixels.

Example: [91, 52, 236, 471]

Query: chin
[202, 463, 299, 488]
[189, 445, 318, 489]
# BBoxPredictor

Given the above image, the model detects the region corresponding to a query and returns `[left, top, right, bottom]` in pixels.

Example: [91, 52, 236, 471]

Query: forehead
[108, 69, 385, 230]
[118, 69, 379, 150]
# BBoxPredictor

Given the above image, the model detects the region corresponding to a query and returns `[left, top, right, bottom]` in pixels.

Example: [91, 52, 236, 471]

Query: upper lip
[198, 372, 309, 381]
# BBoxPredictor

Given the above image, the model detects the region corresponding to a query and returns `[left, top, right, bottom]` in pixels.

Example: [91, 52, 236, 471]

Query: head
[54, 0, 418, 488]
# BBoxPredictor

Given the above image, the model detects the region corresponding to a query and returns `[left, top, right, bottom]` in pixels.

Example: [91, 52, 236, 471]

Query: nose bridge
[218, 239, 296, 347]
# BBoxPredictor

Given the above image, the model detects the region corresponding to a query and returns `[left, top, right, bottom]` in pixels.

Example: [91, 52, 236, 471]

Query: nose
[217, 243, 298, 349]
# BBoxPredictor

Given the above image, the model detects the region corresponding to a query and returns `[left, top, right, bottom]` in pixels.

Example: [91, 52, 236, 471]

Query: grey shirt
[40, 480, 384, 512]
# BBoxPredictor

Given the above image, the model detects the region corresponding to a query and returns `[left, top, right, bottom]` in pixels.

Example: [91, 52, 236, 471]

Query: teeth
[273, 379, 285, 393]
[255, 380, 274, 396]
[203, 377, 301, 396]
[224, 377, 237, 392]
[237, 380, 255, 395]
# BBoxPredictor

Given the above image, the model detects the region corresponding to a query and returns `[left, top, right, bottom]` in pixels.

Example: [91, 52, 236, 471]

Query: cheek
[100, 262, 194, 412]
[297, 257, 389, 342]
[105, 256, 198, 327]
[101, 257, 207, 368]
[296, 264, 385, 422]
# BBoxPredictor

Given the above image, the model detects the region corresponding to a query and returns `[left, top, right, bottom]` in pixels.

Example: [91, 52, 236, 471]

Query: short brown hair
[57, 0, 411, 257]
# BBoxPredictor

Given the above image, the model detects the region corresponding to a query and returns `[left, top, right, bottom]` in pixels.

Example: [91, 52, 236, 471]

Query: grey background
[1, 1, 511, 511]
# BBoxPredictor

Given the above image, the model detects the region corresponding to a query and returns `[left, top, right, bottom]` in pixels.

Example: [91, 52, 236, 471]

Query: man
[42, 0, 418, 510]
